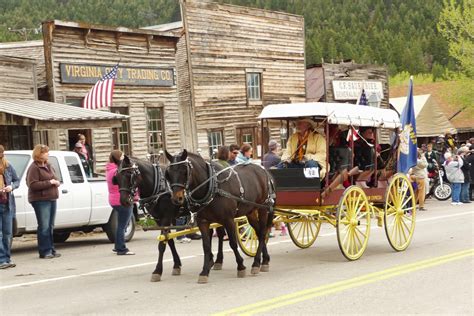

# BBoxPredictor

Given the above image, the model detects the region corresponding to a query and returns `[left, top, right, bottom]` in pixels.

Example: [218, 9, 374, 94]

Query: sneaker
[0, 262, 11, 269]
[419, 207, 428, 211]
[457, 202, 464, 205]
[53, 253, 61, 258]
[117, 251, 135, 255]
[40, 254, 55, 259]
[8, 262, 16, 268]
[179, 237, 191, 244]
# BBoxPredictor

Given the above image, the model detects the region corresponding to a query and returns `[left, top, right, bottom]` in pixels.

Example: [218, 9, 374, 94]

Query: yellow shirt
[282, 131, 328, 177]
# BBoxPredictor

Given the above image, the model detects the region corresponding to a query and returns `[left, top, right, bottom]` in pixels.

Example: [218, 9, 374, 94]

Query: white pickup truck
[5, 151, 137, 243]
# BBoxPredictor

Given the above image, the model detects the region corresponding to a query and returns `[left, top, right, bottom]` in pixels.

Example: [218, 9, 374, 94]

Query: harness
[166, 160, 276, 218]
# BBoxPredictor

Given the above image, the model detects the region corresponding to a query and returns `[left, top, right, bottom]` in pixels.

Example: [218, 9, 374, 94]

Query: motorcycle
[427, 163, 452, 201]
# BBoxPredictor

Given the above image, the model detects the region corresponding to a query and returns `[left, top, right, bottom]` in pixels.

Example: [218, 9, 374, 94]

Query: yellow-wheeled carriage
[236, 102, 417, 260]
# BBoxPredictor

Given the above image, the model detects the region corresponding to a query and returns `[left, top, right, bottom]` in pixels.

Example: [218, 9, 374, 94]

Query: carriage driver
[281, 118, 327, 178]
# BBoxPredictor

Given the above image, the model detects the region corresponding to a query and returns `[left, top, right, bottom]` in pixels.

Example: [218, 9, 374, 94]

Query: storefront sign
[332, 80, 384, 100]
[60, 63, 175, 86]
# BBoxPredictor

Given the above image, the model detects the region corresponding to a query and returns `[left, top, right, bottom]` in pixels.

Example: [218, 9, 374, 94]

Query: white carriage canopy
[390, 94, 456, 137]
[258, 102, 401, 129]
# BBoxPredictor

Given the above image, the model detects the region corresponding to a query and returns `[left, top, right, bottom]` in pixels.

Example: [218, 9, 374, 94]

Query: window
[65, 97, 84, 107]
[242, 133, 253, 146]
[280, 127, 288, 149]
[48, 156, 63, 183]
[64, 156, 84, 183]
[4, 154, 30, 179]
[246, 73, 261, 101]
[208, 131, 223, 158]
[7, 126, 32, 150]
[112, 107, 131, 155]
[147, 108, 165, 154]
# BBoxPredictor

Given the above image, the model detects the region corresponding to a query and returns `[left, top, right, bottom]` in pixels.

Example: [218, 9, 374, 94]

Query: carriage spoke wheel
[336, 186, 371, 261]
[287, 214, 321, 249]
[384, 173, 416, 251]
[236, 217, 258, 257]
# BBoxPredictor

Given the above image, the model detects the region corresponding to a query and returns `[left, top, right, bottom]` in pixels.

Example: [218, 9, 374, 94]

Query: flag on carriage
[356, 88, 368, 106]
[346, 126, 360, 143]
[397, 76, 417, 174]
[82, 63, 119, 110]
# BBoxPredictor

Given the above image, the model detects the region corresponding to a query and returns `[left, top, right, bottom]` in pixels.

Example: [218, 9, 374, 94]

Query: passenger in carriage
[281, 118, 327, 178]
[354, 127, 377, 188]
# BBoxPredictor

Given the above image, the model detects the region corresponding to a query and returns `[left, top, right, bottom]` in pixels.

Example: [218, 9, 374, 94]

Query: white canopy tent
[390, 94, 456, 137]
[258, 102, 401, 129]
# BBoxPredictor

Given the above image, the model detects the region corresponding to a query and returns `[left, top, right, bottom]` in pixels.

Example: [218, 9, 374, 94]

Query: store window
[246, 73, 261, 101]
[208, 130, 223, 158]
[147, 108, 165, 154]
[111, 107, 131, 155]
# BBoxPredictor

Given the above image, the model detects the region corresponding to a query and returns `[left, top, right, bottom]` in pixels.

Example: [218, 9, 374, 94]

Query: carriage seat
[269, 168, 321, 191]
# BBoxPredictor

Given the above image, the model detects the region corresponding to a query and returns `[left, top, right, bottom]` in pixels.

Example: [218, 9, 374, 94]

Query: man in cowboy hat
[281, 118, 327, 177]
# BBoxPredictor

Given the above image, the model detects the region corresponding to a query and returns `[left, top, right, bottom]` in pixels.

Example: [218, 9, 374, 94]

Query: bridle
[166, 159, 193, 191]
[117, 161, 141, 204]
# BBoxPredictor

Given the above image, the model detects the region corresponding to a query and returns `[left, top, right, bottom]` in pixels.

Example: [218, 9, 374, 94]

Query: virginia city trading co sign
[60, 63, 175, 86]
[332, 80, 384, 100]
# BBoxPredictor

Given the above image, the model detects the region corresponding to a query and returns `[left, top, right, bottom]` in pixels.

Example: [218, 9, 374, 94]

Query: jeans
[113, 205, 132, 253]
[461, 183, 470, 202]
[451, 183, 462, 203]
[0, 203, 13, 264]
[31, 200, 57, 257]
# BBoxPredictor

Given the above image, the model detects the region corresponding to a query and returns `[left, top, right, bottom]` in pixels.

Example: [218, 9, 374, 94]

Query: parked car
[5, 150, 138, 243]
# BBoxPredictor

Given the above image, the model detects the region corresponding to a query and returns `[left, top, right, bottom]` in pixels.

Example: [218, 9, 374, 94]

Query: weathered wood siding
[0, 41, 47, 88]
[181, 0, 306, 157]
[322, 62, 390, 108]
[0, 56, 37, 100]
[43, 23, 181, 172]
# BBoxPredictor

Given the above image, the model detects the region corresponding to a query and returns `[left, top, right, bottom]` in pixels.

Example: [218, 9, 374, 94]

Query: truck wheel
[53, 232, 71, 243]
[104, 210, 136, 243]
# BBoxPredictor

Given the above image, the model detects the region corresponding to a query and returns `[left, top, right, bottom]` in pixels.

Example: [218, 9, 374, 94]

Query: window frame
[208, 130, 224, 158]
[146, 107, 166, 154]
[111, 107, 131, 156]
[246, 72, 262, 102]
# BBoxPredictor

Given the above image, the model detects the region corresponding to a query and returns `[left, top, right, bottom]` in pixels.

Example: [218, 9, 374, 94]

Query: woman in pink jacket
[105, 150, 134, 255]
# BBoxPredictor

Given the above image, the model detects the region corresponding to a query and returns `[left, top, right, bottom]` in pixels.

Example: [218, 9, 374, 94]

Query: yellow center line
[213, 248, 474, 316]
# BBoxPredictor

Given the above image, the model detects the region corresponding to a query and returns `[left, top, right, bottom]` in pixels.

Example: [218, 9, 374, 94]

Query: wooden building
[38, 20, 183, 172]
[148, 0, 306, 157]
[0, 55, 125, 151]
[306, 61, 391, 142]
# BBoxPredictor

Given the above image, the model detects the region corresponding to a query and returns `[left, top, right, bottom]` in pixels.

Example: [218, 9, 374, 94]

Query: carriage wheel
[287, 214, 321, 249]
[384, 173, 416, 251]
[336, 186, 371, 261]
[236, 217, 258, 257]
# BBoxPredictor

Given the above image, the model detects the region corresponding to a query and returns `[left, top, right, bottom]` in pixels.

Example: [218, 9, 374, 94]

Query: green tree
[437, 0, 474, 76]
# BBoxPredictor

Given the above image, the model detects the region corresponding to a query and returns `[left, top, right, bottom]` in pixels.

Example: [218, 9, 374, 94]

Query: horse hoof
[260, 264, 270, 272]
[172, 268, 181, 276]
[251, 266, 260, 275]
[198, 275, 209, 284]
[150, 274, 161, 282]
[213, 263, 223, 270]
[237, 269, 246, 278]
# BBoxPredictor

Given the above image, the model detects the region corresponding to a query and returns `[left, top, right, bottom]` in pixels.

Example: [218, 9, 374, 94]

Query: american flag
[356, 88, 368, 106]
[82, 64, 118, 110]
[346, 126, 360, 143]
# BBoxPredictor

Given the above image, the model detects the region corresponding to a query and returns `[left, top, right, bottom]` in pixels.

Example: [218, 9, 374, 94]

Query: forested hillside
[0, 0, 460, 76]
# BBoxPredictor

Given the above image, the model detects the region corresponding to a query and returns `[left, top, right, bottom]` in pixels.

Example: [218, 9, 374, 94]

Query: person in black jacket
[467, 146, 474, 201]
[458, 147, 472, 203]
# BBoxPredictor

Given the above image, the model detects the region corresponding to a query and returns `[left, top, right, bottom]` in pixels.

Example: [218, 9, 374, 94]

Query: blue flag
[397, 77, 417, 174]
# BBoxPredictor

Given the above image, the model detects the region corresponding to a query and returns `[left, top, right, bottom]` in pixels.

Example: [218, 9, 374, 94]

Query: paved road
[1, 199, 473, 315]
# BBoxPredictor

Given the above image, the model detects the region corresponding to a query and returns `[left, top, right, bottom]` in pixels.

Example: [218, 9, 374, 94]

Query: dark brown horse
[115, 155, 226, 282]
[165, 150, 274, 283]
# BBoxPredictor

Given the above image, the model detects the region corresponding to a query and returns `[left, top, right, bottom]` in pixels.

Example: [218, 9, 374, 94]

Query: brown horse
[115, 155, 226, 282]
[165, 150, 274, 283]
